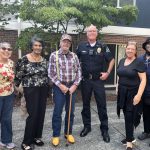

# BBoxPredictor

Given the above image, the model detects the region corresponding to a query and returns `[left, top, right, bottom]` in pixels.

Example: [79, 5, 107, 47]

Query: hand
[14, 86, 20, 95]
[133, 94, 141, 105]
[69, 85, 77, 94]
[58, 84, 69, 94]
[100, 72, 109, 80]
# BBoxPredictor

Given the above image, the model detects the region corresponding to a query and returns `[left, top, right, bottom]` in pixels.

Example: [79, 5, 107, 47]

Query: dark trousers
[81, 79, 108, 132]
[143, 103, 150, 133]
[23, 86, 48, 145]
[123, 110, 134, 142]
[0, 93, 14, 144]
[52, 85, 75, 137]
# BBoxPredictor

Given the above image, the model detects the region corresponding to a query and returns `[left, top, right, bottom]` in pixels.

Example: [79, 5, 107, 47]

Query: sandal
[33, 138, 44, 146]
[21, 143, 32, 150]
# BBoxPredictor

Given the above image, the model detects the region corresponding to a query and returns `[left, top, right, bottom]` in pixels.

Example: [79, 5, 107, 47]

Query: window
[117, 0, 136, 8]
[105, 43, 126, 87]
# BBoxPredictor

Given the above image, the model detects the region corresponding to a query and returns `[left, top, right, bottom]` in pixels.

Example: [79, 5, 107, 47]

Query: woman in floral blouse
[15, 36, 49, 150]
[0, 42, 16, 149]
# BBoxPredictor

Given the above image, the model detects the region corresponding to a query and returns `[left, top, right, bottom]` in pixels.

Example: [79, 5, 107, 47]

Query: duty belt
[83, 73, 101, 80]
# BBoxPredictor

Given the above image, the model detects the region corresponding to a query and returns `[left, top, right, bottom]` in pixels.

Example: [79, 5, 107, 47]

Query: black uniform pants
[143, 103, 150, 133]
[23, 86, 48, 145]
[81, 79, 108, 132]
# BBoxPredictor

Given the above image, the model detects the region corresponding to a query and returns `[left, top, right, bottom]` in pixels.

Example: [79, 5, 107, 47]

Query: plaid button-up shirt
[48, 49, 82, 86]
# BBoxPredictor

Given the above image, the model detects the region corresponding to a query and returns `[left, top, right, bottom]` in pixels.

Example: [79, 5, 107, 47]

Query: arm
[100, 58, 115, 80]
[48, 53, 68, 94]
[14, 58, 23, 87]
[69, 54, 82, 94]
[133, 72, 146, 105]
[48, 53, 61, 86]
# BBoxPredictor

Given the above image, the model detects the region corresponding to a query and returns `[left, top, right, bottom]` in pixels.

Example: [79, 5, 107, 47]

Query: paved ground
[1, 101, 150, 150]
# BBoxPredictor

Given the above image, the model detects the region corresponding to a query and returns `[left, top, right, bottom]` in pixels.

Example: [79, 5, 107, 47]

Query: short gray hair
[0, 42, 11, 49]
[85, 24, 98, 33]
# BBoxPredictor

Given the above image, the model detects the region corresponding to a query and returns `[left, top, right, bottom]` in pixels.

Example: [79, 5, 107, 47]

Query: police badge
[97, 47, 101, 53]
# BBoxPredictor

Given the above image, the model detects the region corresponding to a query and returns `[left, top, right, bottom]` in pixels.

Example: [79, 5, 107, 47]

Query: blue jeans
[0, 93, 14, 144]
[52, 85, 76, 137]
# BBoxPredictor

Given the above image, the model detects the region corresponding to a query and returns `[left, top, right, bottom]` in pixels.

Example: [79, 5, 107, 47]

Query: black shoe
[102, 131, 110, 143]
[126, 147, 132, 150]
[138, 132, 150, 140]
[121, 138, 136, 145]
[80, 127, 91, 137]
[33, 138, 44, 146]
[21, 143, 33, 150]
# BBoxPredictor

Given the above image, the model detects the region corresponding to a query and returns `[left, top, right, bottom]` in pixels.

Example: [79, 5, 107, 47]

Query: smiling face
[32, 41, 43, 54]
[0, 43, 12, 60]
[60, 39, 71, 53]
[86, 25, 98, 42]
[125, 43, 137, 59]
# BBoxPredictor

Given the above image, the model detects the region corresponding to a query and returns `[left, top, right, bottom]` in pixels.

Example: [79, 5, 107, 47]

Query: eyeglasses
[1, 47, 12, 51]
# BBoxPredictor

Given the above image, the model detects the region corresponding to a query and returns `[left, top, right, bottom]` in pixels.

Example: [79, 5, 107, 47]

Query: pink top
[0, 59, 15, 96]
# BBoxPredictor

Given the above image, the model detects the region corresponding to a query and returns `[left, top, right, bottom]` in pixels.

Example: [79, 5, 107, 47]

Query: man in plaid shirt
[48, 34, 81, 146]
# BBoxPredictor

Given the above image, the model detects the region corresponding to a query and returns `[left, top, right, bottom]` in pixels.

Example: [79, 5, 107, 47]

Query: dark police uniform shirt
[138, 54, 150, 94]
[76, 41, 113, 79]
[117, 58, 145, 87]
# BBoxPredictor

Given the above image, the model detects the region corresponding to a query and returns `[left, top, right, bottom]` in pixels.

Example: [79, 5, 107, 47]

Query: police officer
[76, 24, 115, 143]
[138, 38, 150, 143]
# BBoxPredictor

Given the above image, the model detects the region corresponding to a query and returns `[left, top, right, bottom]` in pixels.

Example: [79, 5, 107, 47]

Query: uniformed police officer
[76, 24, 115, 143]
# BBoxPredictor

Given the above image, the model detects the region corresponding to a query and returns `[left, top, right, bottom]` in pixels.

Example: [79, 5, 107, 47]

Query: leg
[81, 80, 93, 128]
[143, 104, 150, 134]
[93, 80, 108, 132]
[35, 86, 48, 139]
[1, 93, 14, 144]
[23, 87, 40, 145]
[123, 110, 134, 142]
[64, 92, 76, 135]
[52, 85, 66, 137]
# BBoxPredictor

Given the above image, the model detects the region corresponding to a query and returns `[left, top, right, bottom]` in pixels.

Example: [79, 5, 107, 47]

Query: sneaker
[121, 138, 136, 145]
[0, 141, 6, 147]
[138, 132, 150, 140]
[6, 143, 16, 149]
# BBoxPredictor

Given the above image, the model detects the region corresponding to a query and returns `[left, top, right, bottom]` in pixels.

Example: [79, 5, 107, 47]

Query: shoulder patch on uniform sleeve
[106, 47, 110, 53]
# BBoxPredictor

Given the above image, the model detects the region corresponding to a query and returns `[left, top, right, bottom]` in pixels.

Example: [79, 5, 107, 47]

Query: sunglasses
[1, 47, 12, 51]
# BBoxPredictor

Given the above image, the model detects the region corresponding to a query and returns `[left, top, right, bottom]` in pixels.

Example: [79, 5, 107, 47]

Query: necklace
[30, 53, 42, 62]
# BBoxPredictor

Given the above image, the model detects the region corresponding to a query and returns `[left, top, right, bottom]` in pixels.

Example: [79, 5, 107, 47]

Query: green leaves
[0, 0, 138, 51]
[0, 0, 19, 27]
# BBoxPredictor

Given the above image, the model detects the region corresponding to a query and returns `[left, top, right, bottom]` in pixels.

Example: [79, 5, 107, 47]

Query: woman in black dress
[15, 36, 49, 150]
[117, 41, 146, 150]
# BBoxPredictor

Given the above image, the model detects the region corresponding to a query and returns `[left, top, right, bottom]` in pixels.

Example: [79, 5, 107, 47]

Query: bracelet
[106, 71, 110, 74]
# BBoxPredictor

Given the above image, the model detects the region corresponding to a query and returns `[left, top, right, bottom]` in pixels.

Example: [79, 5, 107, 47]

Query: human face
[0, 43, 12, 59]
[87, 26, 98, 42]
[60, 39, 71, 53]
[146, 44, 150, 52]
[32, 41, 42, 54]
[125, 44, 137, 59]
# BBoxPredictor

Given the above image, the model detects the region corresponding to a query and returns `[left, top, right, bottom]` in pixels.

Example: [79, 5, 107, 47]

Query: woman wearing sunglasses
[0, 42, 16, 149]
